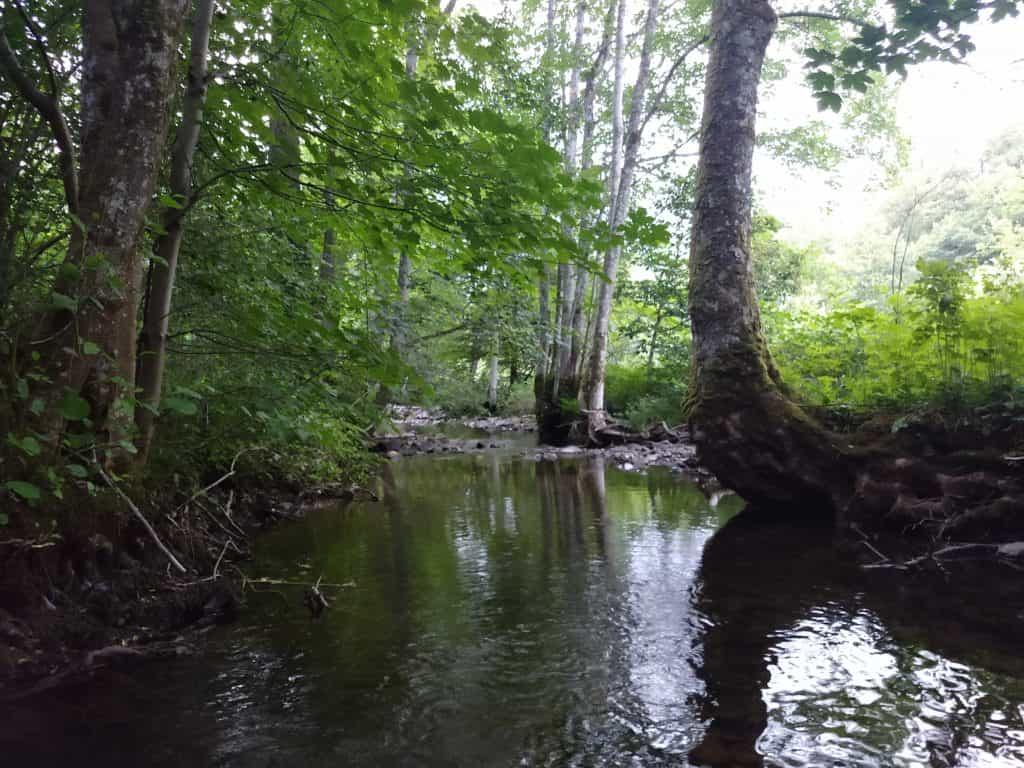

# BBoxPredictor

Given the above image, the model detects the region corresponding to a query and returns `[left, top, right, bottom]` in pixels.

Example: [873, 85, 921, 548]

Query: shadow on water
[1, 452, 1022, 767]
[689, 509, 1024, 767]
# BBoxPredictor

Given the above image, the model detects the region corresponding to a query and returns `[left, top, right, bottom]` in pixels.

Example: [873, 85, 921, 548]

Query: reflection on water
[1, 453, 1022, 767]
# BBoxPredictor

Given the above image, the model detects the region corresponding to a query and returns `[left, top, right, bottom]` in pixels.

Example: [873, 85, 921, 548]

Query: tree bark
[687, 0, 851, 510]
[533, 0, 559, 414]
[27, 0, 188, 462]
[583, 0, 660, 434]
[646, 306, 662, 383]
[564, 7, 613, 400]
[486, 351, 499, 414]
[537, 0, 590, 443]
[319, 227, 336, 283]
[552, 0, 588, 391]
[135, 0, 216, 464]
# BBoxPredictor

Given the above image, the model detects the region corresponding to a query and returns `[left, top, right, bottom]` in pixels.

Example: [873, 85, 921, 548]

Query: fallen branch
[861, 541, 1011, 570]
[174, 448, 248, 515]
[212, 540, 231, 579]
[0, 535, 61, 550]
[851, 523, 889, 562]
[94, 460, 187, 574]
[242, 576, 355, 589]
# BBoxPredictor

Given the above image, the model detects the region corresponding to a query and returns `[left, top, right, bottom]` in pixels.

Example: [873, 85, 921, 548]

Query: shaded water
[2, 452, 1023, 767]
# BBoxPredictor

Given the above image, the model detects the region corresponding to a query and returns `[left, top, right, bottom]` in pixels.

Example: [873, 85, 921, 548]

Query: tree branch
[777, 10, 870, 27]
[642, 34, 709, 134]
[0, 29, 78, 213]
[14, 1, 60, 97]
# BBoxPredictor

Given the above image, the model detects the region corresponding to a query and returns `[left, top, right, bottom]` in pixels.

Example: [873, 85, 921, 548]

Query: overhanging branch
[0, 29, 78, 214]
[777, 10, 870, 27]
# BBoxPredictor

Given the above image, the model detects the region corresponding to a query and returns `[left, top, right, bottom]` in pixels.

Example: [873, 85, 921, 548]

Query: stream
[2, 446, 1023, 767]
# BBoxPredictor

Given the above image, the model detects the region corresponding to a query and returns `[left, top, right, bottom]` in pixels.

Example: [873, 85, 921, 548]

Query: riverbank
[5, 404, 1021, 703]
[0, 476, 375, 699]
[376, 407, 704, 474]
[4, 448, 1022, 768]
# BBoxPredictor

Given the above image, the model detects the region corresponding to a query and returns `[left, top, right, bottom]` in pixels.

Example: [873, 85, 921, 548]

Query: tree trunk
[533, 0, 559, 421]
[537, 0, 590, 443]
[563, 9, 612, 402]
[583, 0, 660, 435]
[552, 0, 587, 389]
[687, 0, 850, 510]
[136, 0, 216, 465]
[646, 307, 662, 383]
[27, 0, 187, 462]
[486, 352, 499, 414]
[319, 227, 336, 283]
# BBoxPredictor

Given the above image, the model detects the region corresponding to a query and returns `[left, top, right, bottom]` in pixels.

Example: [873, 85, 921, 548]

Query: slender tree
[583, 0, 660, 434]
[136, 0, 216, 463]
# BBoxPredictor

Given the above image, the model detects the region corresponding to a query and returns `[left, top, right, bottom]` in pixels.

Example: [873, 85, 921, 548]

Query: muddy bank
[533, 438, 703, 474]
[373, 410, 536, 458]
[375, 412, 703, 476]
[0, 481, 370, 698]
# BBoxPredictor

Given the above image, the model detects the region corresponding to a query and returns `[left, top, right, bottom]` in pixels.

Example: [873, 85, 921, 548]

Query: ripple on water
[2, 456, 1023, 768]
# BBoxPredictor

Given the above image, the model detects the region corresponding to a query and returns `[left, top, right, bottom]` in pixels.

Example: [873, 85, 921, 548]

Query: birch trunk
[583, 0, 660, 434]
[565, 4, 613, 396]
[537, 0, 589, 443]
[533, 0, 559, 408]
[28, 0, 187, 462]
[136, 0, 216, 464]
[553, 0, 587, 385]
[486, 352, 499, 413]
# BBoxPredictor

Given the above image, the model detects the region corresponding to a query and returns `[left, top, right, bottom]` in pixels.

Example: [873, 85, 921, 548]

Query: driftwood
[303, 576, 330, 619]
[94, 460, 187, 574]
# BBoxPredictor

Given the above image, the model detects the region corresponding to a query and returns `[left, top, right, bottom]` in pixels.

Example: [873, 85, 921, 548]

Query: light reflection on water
[1, 452, 1022, 767]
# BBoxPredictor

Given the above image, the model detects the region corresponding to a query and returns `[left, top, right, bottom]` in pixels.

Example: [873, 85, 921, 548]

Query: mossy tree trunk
[12, 0, 187, 463]
[687, 0, 852, 512]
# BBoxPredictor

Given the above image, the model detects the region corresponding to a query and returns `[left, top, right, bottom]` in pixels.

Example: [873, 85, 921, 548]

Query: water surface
[2, 452, 1022, 767]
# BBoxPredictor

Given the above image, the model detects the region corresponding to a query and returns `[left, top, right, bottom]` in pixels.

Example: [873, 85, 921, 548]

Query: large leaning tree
[688, 0, 1024, 522]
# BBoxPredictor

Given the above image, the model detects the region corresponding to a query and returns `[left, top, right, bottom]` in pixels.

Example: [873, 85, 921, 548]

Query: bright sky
[465, 0, 1024, 244]
[760, 13, 1024, 244]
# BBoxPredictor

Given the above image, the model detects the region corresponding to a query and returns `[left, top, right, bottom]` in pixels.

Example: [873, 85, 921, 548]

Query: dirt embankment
[0, 478, 371, 699]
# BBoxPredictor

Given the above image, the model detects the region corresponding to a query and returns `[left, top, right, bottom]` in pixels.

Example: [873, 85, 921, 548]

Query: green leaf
[30, 398, 45, 415]
[158, 193, 185, 209]
[50, 292, 78, 311]
[66, 463, 89, 478]
[82, 341, 101, 355]
[118, 439, 139, 455]
[162, 396, 199, 416]
[815, 91, 843, 113]
[17, 436, 42, 457]
[0, 513, 8, 526]
[5, 481, 41, 501]
[60, 394, 91, 421]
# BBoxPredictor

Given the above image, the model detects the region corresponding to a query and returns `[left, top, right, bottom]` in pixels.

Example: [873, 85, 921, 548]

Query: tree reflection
[689, 511, 839, 766]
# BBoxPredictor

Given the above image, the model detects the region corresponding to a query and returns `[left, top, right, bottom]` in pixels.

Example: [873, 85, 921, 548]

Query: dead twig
[174, 448, 248, 515]
[851, 523, 889, 562]
[243, 576, 354, 589]
[94, 459, 186, 574]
